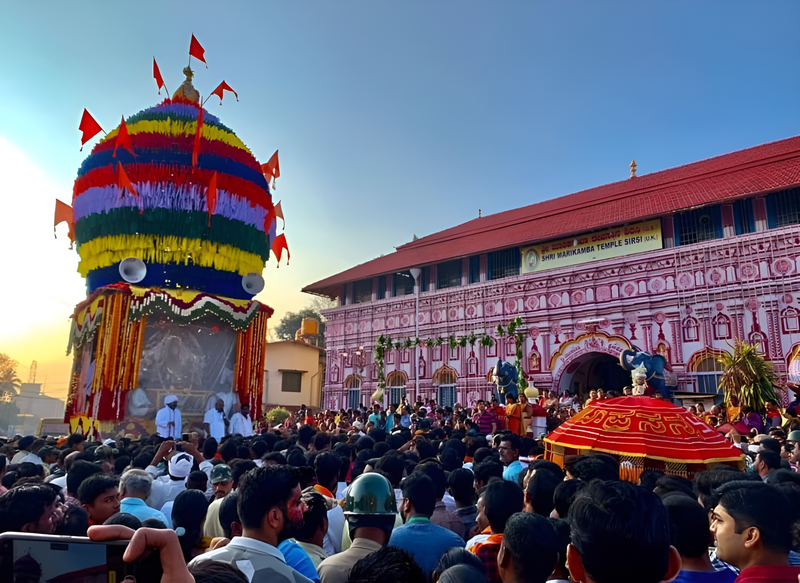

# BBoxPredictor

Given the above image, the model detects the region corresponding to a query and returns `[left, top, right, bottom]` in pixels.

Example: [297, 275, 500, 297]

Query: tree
[0, 353, 21, 394]
[718, 340, 779, 414]
[274, 299, 335, 348]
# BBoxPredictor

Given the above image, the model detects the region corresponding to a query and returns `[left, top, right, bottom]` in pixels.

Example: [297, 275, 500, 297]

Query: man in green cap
[318, 473, 398, 583]
[787, 430, 800, 470]
[203, 464, 234, 538]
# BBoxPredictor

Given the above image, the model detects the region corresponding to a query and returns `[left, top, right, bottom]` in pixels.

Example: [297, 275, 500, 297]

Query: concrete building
[263, 340, 326, 410]
[11, 383, 65, 436]
[304, 136, 800, 411]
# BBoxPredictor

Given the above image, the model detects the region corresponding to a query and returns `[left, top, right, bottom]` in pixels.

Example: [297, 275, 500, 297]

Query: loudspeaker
[119, 257, 147, 283]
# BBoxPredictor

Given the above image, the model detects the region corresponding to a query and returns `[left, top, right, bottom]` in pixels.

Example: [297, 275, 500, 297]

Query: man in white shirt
[155, 395, 182, 439]
[203, 398, 229, 441]
[230, 404, 254, 437]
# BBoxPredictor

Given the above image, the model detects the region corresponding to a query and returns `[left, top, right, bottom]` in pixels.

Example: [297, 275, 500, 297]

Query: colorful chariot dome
[71, 68, 276, 300]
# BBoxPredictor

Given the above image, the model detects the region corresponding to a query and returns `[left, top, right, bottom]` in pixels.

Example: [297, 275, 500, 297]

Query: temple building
[303, 136, 800, 411]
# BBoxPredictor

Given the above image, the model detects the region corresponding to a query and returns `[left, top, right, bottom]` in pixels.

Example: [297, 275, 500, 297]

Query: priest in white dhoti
[155, 395, 182, 439]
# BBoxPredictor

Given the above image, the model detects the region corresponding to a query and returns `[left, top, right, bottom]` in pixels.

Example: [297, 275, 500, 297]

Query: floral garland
[373, 316, 528, 395]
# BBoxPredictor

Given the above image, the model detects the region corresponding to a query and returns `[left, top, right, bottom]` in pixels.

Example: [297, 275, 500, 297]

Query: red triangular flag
[54, 199, 75, 244]
[274, 201, 284, 229]
[210, 81, 239, 104]
[189, 34, 208, 68]
[113, 116, 135, 158]
[271, 233, 290, 266]
[153, 57, 166, 94]
[79, 109, 103, 150]
[115, 162, 138, 199]
[192, 108, 204, 167]
[206, 172, 218, 227]
[263, 204, 276, 234]
[261, 150, 280, 189]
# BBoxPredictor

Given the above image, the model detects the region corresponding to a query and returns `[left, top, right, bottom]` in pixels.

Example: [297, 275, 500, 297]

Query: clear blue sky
[1, 1, 799, 396]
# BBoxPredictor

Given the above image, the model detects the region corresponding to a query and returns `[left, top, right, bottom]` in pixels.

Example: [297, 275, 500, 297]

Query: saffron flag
[274, 201, 285, 229]
[79, 109, 103, 150]
[116, 162, 139, 199]
[54, 199, 75, 244]
[210, 81, 239, 104]
[113, 116, 135, 158]
[189, 34, 207, 68]
[206, 172, 218, 226]
[263, 203, 276, 234]
[192, 108, 204, 167]
[271, 233, 290, 266]
[153, 57, 166, 94]
[261, 150, 280, 188]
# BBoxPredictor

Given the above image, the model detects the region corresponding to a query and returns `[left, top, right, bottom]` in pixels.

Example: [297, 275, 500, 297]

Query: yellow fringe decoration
[233, 310, 270, 413]
[78, 234, 265, 277]
[90, 293, 146, 395]
[101, 118, 252, 154]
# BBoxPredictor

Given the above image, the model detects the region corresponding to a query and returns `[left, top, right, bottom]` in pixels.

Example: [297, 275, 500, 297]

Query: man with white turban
[155, 395, 182, 439]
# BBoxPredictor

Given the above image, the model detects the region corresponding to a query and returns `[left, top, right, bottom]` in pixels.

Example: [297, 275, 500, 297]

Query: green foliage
[275, 307, 327, 348]
[718, 340, 779, 414]
[0, 354, 21, 393]
[264, 407, 291, 427]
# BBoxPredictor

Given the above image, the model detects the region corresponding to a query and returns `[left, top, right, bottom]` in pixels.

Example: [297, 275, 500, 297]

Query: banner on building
[521, 219, 662, 274]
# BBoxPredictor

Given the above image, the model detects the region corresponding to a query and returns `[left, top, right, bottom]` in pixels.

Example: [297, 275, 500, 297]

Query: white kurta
[204, 408, 227, 441]
[230, 413, 254, 437]
[155, 406, 182, 439]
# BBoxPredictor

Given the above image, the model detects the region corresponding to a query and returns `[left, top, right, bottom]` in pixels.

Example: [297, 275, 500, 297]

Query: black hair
[202, 437, 218, 459]
[356, 449, 375, 463]
[188, 559, 249, 583]
[18, 462, 44, 479]
[715, 481, 794, 554]
[313, 432, 331, 452]
[251, 439, 270, 458]
[499, 433, 521, 452]
[114, 456, 131, 474]
[663, 495, 712, 559]
[653, 475, 695, 500]
[413, 462, 447, 500]
[104, 511, 142, 530]
[286, 446, 307, 468]
[442, 439, 467, 464]
[527, 460, 564, 479]
[526, 469, 560, 517]
[369, 428, 387, 443]
[315, 452, 341, 490]
[348, 545, 427, 583]
[693, 465, 746, 509]
[439, 565, 487, 583]
[375, 453, 405, 488]
[435, 547, 486, 576]
[77, 474, 119, 505]
[758, 436, 781, 455]
[638, 469, 665, 491]
[66, 434, 86, 448]
[296, 491, 328, 540]
[502, 512, 559, 583]
[237, 465, 300, 530]
[351, 461, 367, 483]
[0, 484, 57, 534]
[448, 468, 476, 506]
[219, 490, 241, 539]
[262, 452, 288, 466]
[401, 473, 436, 517]
[187, 470, 209, 491]
[415, 439, 437, 461]
[132, 453, 152, 470]
[569, 455, 619, 482]
[218, 440, 238, 463]
[66, 460, 103, 495]
[373, 441, 391, 457]
[439, 449, 461, 473]
[474, 460, 504, 487]
[472, 447, 497, 465]
[141, 517, 167, 529]
[55, 505, 90, 536]
[236, 446, 251, 460]
[757, 450, 782, 471]
[769, 469, 800, 486]
[298, 425, 314, 446]
[173, 489, 209, 561]
[569, 481, 670, 583]
[484, 479, 523, 533]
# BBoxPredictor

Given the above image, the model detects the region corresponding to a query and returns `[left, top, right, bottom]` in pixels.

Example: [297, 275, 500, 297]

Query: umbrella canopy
[544, 396, 744, 480]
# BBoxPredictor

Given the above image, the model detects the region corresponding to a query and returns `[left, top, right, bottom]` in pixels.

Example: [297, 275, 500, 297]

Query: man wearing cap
[230, 404, 254, 438]
[155, 395, 182, 439]
[11, 436, 35, 464]
[145, 441, 193, 510]
[204, 464, 234, 538]
[787, 430, 800, 471]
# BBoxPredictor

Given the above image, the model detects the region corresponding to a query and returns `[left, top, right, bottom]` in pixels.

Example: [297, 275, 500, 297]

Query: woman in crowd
[172, 488, 211, 562]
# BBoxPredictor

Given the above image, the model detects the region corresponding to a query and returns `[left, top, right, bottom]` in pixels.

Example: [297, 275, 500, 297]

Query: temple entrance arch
[550, 332, 632, 400]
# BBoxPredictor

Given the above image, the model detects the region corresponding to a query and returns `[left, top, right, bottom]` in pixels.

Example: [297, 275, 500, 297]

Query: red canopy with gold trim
[544, 396, 744, 480]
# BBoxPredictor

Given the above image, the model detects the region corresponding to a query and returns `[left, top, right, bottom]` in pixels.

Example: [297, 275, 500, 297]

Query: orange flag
[210, 81, 239, 104]
[263, 203, 276, 234]
[189, 34, 207, 68]
[261, 150, 280, 189]
[271, 233, 290, 266]
[79, 109, 103, 150]
[116, 162, 139, 199]
[192, 108, 204, 167]
[206, 172, 218, 227]
[113, 116, 135, 158]
[153, 57, 166, 94]
[274, 201, 284, 229]
[54, 199, 75, 244]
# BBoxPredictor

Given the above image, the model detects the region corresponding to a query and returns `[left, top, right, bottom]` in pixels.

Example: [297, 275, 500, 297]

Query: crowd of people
[1, 395, 800, 583]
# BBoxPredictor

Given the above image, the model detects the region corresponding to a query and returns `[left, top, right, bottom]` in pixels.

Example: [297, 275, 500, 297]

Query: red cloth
[735, 565, 800, 582]
[54, 199, 75, 244]
[468, 533, 503, 583]
[153, 58, 165, 94]
[210, 81, 239, 104]
[261, 150, 280, 182]
[113, 117, 135, 158]
[189, 34, 207, 66]
[272, 234, 290, 264]
[79, 109, 103, 149]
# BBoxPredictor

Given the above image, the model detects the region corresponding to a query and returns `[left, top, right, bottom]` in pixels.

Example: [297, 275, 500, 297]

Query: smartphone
[182, 433, 190, 442]
[0, 532, 163, 582]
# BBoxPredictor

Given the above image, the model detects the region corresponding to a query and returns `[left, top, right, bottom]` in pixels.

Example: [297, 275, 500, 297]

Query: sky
[1, 1, 799, 401]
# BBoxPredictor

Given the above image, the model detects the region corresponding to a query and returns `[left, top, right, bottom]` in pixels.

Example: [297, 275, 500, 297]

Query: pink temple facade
[305, 137, 800, 411]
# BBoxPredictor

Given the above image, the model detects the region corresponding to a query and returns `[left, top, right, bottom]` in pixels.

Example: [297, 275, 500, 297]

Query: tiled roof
[303, 135, 800, 297]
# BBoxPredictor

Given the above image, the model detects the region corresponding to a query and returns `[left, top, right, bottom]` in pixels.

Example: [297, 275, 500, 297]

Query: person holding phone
[156, 395, 182, 439]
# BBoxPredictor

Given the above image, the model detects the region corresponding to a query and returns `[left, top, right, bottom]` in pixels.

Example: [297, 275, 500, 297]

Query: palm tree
[717, 340, 779, 414]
